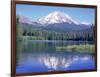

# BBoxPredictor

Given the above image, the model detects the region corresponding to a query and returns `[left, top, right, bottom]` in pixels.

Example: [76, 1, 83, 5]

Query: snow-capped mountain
[38, 11, 79, 25]
[18, 15, 40, 25]
[18, 11, 92, 26]
[19, 15, 33, 25]
[17, 11, 92, 31]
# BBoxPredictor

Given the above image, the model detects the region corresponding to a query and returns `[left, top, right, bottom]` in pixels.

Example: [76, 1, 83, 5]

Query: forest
[16, 16, 94, 41]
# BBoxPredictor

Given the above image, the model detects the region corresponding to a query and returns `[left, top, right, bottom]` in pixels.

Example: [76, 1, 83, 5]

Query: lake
[16, 40, 95, 74]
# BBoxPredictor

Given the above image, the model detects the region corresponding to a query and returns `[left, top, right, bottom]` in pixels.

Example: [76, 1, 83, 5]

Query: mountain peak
[18, 15, 40, 25]
[38, 11, 79, 25]
[18, 15, 33, 24]
[17, 11, 91, 26]
[51, 11, 71, 19]
[50, 11, 62, 14]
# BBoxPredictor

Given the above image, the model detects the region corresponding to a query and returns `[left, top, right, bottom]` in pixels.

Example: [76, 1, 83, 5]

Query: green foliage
[16, 16, 23, 41]
[16, 16, 94, 41]
[56, 44, 94, 53]
[21, 28, 93, 41]
[28, 36, 46, 40]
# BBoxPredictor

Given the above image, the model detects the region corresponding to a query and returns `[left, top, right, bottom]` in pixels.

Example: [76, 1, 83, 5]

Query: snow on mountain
[38, 11, 79, 25]
[81, 22, 92, 25]
[18, 15, 40, 25]
[18, 11, 91, 26]
[19, 15, 33, 25]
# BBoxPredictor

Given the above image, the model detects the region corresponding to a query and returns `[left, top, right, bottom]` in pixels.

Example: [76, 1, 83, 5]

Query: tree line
[16, 16, 94, 41]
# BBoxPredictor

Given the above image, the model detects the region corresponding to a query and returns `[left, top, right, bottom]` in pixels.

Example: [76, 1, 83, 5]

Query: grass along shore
[56, 44, 94, 53]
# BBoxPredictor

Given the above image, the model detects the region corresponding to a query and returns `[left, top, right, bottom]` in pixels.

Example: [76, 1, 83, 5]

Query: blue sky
[16, 4, 95, 24]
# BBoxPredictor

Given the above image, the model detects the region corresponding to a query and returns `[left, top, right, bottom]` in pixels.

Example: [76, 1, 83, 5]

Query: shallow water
[16, 40, 95, 74]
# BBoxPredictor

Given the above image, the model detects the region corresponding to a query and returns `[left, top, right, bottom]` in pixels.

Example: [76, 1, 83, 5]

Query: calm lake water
[16, 40, 95, 74]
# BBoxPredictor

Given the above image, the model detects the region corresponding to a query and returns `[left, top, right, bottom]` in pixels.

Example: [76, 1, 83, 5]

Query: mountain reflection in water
[16, 41, 95, 73]
[38, 54, 92, 70]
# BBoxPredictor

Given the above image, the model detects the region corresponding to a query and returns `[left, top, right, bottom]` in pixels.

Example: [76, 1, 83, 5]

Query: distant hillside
[16, 11, 94, 41]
